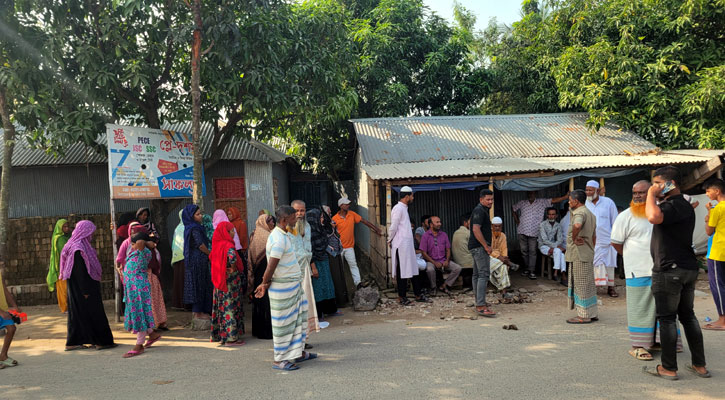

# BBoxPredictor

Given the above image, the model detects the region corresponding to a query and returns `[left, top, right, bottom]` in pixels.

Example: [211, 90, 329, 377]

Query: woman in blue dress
[182, 205, 213, 320]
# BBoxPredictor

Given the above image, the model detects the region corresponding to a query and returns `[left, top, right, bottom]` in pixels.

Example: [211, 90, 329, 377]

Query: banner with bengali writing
[106, 124, 206, 199]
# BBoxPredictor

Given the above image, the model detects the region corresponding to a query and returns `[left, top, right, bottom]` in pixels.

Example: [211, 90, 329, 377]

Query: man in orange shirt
[332, 197, 383, 289]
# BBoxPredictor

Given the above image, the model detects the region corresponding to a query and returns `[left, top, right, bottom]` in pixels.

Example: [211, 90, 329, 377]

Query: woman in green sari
[47, 219, 71, 313]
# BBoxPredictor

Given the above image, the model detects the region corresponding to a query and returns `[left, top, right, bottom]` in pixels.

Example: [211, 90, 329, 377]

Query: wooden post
[599, 177, 605, 196]
[569, 177, 574, 192]
[488, 181, 494, 219]
[109, 198, 121, 323]
[385, 182, 392, 283]
[718, 168, 723, 180]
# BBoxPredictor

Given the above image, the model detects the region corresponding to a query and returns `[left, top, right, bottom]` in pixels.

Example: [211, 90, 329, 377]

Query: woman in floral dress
[123, 232, 161, 358]
[210, 221, 246, 346]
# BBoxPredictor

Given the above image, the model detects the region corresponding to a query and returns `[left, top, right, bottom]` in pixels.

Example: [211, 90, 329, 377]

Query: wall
[3, 214, 116, 306]
[244, 160, 275, 231]
[272, 162, 289, 206]
[353, 148, 371, 254]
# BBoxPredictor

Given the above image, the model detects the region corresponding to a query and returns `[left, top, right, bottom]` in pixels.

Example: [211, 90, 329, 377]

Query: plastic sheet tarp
[494, 168, 645, 191]
[393, 181, 489, 192]
[691, 193, 712, 255]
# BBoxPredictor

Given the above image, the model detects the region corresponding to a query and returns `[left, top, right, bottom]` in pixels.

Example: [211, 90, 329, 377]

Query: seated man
[490, 217, 519, 294]
[412, 222, 427, 272]
[420, 216, 462, 296]
[451, 214, 473, 289]
[539, 207, 567, 284]
[415, 215, 431, 239]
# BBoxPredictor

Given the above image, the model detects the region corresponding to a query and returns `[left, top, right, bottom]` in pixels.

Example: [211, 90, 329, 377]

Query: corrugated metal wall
[272, 163, 289, 207]
[244, 160, 275, 231]
[500, 185, 568, 251]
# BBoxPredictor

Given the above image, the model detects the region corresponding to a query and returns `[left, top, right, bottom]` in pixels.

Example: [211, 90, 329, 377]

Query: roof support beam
[681, 155, 723, 190]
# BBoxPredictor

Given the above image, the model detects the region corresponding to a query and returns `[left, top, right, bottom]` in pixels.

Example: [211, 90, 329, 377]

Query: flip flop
[629, 348, 653, 361]
[643, 365, 679, 380]
[122, 350, 144, 359]
[295, 351, 318, 363]
[477, 309, 497, 318]
[0, 358, 18, 367]
[223, 340, 246, 347]
[686, 364, 711, 378]
[65, 345, 90, 351]
[702, 324, 725, 331]
[144, 335, 162, 348]
[566, 317, 593, 324]
[273, 361, 299, 371]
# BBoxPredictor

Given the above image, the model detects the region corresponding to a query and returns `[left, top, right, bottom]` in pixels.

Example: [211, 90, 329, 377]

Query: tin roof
[1, 122, 290, 167]
[350, 113, 722, 180]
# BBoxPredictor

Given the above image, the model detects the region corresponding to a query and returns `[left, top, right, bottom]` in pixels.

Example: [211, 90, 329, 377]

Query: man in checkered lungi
[565, 189, 599, 324]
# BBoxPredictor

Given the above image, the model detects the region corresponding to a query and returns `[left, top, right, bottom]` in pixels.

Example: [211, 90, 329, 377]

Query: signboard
[107, 124, 206, 199]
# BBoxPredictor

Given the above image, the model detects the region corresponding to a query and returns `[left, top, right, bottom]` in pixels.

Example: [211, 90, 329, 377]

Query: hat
[338, 197, 352, 207]
[400, 186, 413, 193]
[586, 180, 600, 189]
[491, 216, 503, 224]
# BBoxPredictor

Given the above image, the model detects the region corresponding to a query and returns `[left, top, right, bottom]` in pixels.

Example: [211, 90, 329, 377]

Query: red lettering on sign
[113, 129, 128, 147]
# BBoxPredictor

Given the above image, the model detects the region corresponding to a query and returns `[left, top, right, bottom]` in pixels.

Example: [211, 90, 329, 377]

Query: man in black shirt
[644, 166, 709, 380]
[469, 189, 495, 317]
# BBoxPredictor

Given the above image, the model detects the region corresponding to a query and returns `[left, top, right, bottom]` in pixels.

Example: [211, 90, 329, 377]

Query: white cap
[400, 186, 413, 193]
[491, 216, 503, 224]
[586, 180, 600, 189]
[337, 197, 351, 206]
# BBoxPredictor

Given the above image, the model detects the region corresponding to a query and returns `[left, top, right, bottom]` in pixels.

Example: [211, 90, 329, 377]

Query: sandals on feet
[629, 348, 653, 361]
[144, 335, 162, 348]
[686, 364, 711, 378]
[608, 288, 619, 297]
[273, 360, 299, 371]
[0, 357, 18, 367]
[65, 345, 90, 351]
[477, 309, 497, 318]
[702, 323, 725, 331]
[122, 350, 144, 359]
[295, 351, 318, 363]
[566, 317, 593, 324]
[643, 365, 679, 380]
[223, 340, 246, 347]
[399, 298, 411, 306]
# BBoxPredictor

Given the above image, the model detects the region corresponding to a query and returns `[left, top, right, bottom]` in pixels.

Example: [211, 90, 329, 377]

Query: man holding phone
[643, 166, 709, 380]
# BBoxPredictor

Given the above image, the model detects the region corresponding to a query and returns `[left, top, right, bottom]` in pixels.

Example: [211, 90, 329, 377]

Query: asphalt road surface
[2, 290, 723, 400]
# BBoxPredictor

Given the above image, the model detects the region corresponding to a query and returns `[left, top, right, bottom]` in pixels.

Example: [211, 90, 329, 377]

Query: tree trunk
[191, 0, 204, 209]
[0, 86, 15, 263]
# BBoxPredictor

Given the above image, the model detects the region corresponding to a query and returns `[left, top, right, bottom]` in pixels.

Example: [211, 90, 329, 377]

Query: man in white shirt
[585, 180, 620, 297]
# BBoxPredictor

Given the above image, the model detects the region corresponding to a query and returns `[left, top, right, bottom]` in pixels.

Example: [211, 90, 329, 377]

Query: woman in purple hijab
[59, 220, 115, 351]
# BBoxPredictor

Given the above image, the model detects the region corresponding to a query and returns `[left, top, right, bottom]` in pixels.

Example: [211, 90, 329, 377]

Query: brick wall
[2, 214, 116, 306]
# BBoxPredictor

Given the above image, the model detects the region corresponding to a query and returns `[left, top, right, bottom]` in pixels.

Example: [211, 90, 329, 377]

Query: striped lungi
[568, 261, 598, 319]
[269, 278, 308, 362]
[489, 257, 510, 291]
[626, 277, 683, 350]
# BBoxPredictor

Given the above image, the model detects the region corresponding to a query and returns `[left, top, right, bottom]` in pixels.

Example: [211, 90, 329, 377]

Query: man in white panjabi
[585, 180, 620, 297]
[388, 186, 432, 305]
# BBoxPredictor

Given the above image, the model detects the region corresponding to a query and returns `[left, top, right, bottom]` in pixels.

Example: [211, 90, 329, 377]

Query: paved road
[2, 293, 723, 400]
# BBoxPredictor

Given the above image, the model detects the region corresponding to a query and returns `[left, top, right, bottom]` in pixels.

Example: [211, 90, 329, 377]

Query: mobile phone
[662, 180, 676, 194]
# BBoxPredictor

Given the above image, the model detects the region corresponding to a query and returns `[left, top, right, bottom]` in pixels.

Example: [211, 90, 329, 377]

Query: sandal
[0, 357, 18, 367]
[686, 364, 711, 378]
[643, 365, 678, 380]
[144, 335, 162, 348]
[477, 309, 497, 318]
[608, 287, 619, 297]
[438, 286, 452, 297]
[399, 298, 411, 306]
[122, 350, 144, 359]
[273, 360, 299, 371]
[304, 343, 314, 350]
[566, 317, 593, 324]
[629, 348, 653, 361]
[223, 340, 246, 347]
[415, 296, 433, 303]
[65, 345, 90, 351]
[702, 323, 725, 331]
[295, 351, 318, 363]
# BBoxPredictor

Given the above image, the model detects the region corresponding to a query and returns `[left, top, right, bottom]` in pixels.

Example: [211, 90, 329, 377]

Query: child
[0, 262, 20, 368]
[123, 232, 162, 358]
[704, 179, 725, 330]
[210, 221, 246, 346]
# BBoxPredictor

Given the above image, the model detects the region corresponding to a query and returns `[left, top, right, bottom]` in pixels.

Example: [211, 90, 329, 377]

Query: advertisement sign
[107, 124, 206, 199]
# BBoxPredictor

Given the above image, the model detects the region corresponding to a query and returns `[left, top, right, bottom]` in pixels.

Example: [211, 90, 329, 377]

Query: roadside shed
[348, 113, 724, 286]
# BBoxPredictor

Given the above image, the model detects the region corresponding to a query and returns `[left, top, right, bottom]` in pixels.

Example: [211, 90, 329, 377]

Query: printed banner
[107, 124, 206, 199]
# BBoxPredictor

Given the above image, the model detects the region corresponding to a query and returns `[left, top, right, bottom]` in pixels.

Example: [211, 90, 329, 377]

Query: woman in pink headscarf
[59, 220, 115, 351]
[212, 209, 243, 250]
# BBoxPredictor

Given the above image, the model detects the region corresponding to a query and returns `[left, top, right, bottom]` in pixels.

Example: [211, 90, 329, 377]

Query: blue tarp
[493, 168, 645, 191]
[393, 181, 489, 192]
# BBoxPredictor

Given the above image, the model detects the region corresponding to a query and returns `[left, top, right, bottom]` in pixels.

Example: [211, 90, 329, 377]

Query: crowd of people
[0, 165, 721, 378]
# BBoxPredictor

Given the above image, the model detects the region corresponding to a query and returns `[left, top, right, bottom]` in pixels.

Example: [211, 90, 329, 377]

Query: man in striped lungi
[565, 189, 598, 324]
[255, 205, 317, 371]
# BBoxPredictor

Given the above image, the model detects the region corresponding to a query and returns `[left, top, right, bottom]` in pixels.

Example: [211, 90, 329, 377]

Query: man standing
[512, 191, 569, 279]
[451, 214, 473, 289]
[585, 180, 620, 297]
[565, 189, 598, 324]
[644, 166, 708, 380]
[490, 217, 518, 295]
[389, 187, 431, 305]
[469, 189, 496, 317]
[291, 200, 322, 333]
[611, 181, 660, 361]
[420, 216, 462, 296]
[333, 197, 383, 289]
[704, 179, 725, 331]
[538, 207, 566, 283]
[255, 206, 314, 371]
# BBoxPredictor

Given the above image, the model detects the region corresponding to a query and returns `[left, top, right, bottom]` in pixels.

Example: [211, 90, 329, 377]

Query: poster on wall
[106, 124, 206, 199]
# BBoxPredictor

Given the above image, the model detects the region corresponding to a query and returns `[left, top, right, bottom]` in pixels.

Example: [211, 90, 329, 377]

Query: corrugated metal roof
[351, 113, 656, 165]
[0, 122, 290, 167]
[362, 152, 722, 180]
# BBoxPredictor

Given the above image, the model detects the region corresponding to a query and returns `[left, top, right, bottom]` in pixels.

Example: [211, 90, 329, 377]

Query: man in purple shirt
[420, 216, 462, 296]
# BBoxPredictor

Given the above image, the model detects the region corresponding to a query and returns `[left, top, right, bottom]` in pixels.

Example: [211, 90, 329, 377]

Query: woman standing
[146, 236, 168, 330]
[47, 219, 71, 313]
[59, 221, 115, 351]
[248, 214, 274, 339]
[210, 221, 246, 346]
[183, 205, 213, 320]
[135, 207, 158, 236]
[212, 209, 243, 252]
[226, 207, 249, 255]
[307, 209, 338, 318]
[171, 210, 186, 310]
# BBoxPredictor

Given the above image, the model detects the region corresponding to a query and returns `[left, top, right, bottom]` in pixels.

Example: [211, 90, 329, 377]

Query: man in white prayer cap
[585, 180, 620, 297]
[489, 216, 519, 295]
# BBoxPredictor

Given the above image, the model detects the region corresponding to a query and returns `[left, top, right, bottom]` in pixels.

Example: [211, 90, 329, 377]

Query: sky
[423, 0, 523, 31]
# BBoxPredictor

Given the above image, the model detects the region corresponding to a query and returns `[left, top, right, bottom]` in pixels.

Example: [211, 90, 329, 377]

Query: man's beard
[493, 231, 501, 238]
[630, 201, 646, 218]
[295, 218, 307, 237]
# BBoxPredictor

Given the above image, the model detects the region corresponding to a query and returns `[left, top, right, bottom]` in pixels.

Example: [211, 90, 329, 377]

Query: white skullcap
[585, 180, 600, 189]
[337, 197, 351, 206]
[491, 216, 503, 224]
[400, 186, 413, 193]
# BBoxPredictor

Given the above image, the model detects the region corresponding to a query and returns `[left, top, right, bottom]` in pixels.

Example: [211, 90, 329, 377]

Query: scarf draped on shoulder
[59, 220, 103, 281]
